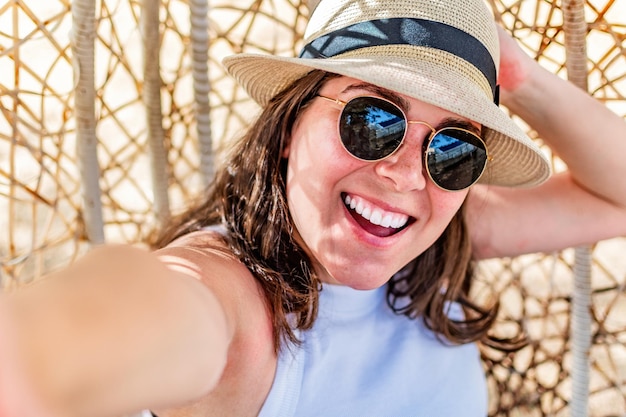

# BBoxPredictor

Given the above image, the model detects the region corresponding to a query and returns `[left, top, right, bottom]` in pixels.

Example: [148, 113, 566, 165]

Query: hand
[496, 25, 535, 93]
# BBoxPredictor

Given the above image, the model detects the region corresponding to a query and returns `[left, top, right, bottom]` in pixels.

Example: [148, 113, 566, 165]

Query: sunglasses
[317, 95, 491, 191]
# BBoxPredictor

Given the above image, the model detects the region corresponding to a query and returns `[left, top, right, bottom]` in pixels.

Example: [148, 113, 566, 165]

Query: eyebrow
[341, 83, 412, 110]
[340, 83, 481, 136]
[436, 117, 482, 136]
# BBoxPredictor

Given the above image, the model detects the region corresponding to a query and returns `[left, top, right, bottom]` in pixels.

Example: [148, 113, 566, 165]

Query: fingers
[496, 25, 543, 97]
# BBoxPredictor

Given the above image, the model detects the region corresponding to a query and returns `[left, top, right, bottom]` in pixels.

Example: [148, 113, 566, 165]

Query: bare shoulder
[156, 230, 271, 339]
[154, 230, 277, 417]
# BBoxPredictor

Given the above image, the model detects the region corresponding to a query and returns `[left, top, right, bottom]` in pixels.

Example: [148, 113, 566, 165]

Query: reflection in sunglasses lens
[340, 97, 406, 161]
[427, 130, 487, 191]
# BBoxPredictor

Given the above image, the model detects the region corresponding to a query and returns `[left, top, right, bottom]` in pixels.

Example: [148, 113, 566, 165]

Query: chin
[322, 265, 395, 290]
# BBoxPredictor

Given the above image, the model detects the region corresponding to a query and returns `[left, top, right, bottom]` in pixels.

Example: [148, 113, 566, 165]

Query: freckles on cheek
[430, 189, 467, 221]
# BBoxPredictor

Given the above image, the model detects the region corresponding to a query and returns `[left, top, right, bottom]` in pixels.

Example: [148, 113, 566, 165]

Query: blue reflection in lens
[427, 130, 487, 191]
[340, 97, 405, 160]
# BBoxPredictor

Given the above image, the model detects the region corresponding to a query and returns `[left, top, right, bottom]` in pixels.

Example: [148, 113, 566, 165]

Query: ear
[282, 138, 291, 158]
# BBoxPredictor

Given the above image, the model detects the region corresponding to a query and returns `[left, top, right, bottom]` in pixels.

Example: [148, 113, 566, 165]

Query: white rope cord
[141, 0, 171, 228]
[190, 0, 214, 187]
[562, 1, 592, 416]
[571, 247, 592, 416]
[71, 0, 105, 245]
[308, 0, 321, 13]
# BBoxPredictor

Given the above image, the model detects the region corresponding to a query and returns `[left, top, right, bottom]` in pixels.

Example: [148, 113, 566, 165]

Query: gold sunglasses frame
[316, 94, 492, 191]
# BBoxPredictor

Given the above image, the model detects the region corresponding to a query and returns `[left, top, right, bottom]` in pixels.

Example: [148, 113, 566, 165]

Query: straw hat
[222, 0, 551, 187]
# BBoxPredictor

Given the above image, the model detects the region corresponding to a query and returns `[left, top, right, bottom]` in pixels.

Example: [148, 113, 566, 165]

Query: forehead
[322, 76, 400, 99]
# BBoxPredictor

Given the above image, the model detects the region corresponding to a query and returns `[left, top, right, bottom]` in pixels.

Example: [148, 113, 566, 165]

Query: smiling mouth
[342, 193, 414, 237]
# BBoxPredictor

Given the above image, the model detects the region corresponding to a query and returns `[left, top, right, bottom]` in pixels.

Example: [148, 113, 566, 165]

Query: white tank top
[258, 283, 487, 417]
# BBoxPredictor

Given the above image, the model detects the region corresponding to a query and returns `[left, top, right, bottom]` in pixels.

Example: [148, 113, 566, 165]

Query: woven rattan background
[0, 0, 625, 415]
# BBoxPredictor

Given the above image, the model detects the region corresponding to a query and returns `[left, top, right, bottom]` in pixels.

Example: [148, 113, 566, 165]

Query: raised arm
[467, 26, 626, 259]
[0, 242, 238, 417]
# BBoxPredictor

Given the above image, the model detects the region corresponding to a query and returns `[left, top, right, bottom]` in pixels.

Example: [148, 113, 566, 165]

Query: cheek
[284, 112, 362, 235]
[286, 109, 357, 185]
[285, 129, 349, 208]
[284, 116, 335, 217]
[429, 188, 468, 223]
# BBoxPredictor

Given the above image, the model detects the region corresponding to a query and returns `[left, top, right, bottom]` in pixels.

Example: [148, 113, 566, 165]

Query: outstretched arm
[0, 244, 233, 417]
[468, 26, 626, 259]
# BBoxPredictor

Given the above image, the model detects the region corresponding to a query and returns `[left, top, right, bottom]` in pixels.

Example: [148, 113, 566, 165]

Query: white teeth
[343, 194, 409, 229]
[381, 213, 392, 228]
[355, 199, 364, 215]
[370, 209, 382, 225]
[391, 216, 403, 228]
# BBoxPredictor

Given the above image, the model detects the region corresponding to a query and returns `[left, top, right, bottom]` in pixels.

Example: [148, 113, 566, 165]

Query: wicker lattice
[0, 0, 624, 415]
[481, 2, 626, 416]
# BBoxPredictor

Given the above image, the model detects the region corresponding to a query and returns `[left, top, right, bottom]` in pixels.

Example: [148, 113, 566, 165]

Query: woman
[1, 0, 625, 416]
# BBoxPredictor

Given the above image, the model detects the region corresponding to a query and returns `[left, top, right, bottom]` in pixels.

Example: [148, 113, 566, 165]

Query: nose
[374, 123, 432, 192]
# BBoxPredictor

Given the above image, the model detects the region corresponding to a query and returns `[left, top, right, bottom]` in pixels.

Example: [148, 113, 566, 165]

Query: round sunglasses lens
[339, 97, 406, 161]
[426, 129, 487, 191]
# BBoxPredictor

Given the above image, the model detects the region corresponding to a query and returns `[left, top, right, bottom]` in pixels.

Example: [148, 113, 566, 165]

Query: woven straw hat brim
[223, 47, 551, 188]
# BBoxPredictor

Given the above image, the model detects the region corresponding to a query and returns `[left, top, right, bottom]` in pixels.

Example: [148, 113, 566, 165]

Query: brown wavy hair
[153, 70, 525, 353]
